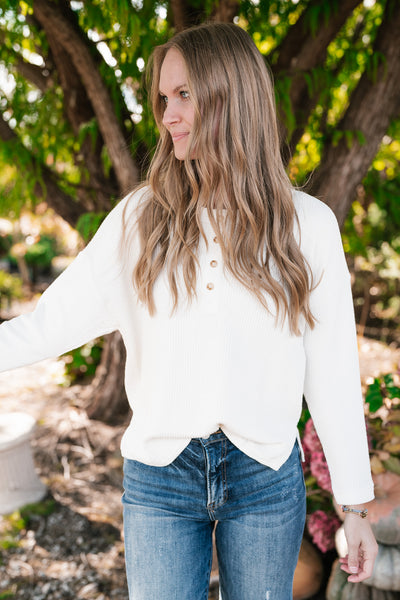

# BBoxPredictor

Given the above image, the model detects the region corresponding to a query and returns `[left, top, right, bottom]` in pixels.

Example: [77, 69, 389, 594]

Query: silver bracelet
[341, 505, 368, 518]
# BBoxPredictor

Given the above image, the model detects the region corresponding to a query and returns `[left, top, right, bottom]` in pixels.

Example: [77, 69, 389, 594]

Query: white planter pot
[0, 412, 47, 514]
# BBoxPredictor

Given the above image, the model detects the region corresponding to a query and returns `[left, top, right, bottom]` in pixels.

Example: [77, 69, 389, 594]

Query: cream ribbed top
[0, 187, 374, 504]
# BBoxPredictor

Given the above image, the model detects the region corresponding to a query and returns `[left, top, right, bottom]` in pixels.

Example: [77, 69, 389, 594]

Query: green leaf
[366, 50, 387, 83]
[382, 455, 400, 476]
[344, 130, 354, 150]
[365, 379, 384, 412]
[356, 130, 366, 146]
[75, 212, 108, 243]
[275, 76, 296, 140]
[0, 591, 15, 599]
[20, 498, 56, 519]
[332, 130, 343, 147]
[77, 118, 99, 152]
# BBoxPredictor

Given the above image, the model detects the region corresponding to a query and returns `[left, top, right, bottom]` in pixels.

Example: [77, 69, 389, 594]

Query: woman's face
[159, 48, 195, 160]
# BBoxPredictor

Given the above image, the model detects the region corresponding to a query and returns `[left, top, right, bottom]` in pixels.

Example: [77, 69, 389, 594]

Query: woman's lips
[171, 132, 189, 141]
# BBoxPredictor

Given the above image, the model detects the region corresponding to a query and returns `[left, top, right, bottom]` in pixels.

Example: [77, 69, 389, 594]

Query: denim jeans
[122, 430, 306, 600]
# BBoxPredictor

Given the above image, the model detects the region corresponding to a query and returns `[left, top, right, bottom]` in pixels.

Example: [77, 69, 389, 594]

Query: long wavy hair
[123, 22, 315, 335]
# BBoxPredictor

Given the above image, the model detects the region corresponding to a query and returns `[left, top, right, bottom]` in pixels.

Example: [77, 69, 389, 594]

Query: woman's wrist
[341, 504, 368, 518]
[341, 500, 375, 518]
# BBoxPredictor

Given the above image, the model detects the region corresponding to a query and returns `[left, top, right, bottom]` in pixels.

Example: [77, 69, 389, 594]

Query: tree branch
[317, 16, 366, 138]
[272, 0, 360, 75]
[14, 57, 52, 92]
[33, 0, 139, 194]
[169, 0, 191, 31]
[272, 0, 360, 148]
[0, 21, 54, 91]
[169, 0, 239, 31]
[211, 0, 239, 23]
[0, 113, 84, 227]
[0, 114, 15, 143]
[44, 26, 119, 212]
[169, 0, 212, 31]
[307, 0, 400, 228]
[0, 33, 52, 93]
[1, 21, 118, 213]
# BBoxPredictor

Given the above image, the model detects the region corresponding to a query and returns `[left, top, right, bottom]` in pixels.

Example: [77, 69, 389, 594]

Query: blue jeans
[122, 430, 306, 599]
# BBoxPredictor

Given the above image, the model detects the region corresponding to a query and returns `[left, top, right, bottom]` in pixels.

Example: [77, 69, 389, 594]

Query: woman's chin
[172, 139, 197, 161]
[172, 145, 188, 160]
[173, 147, 197, 161]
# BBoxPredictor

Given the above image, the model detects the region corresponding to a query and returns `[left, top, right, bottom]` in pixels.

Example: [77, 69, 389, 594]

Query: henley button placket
[200, 227, 221, 313]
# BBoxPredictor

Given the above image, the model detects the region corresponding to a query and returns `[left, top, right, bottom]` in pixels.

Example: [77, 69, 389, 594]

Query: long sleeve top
[0, 187, 374, 505]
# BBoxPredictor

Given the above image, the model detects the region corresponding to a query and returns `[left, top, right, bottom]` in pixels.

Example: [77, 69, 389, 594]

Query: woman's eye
[160, 95, 168, 105]
[180, 90, 190, 100]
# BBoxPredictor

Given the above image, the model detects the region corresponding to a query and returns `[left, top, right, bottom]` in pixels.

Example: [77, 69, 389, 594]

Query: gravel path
[0, 361, 130, 600]
[0, 356, 220, 599]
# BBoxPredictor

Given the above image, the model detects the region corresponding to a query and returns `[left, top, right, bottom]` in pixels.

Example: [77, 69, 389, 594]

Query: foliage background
[1, 0, 399, 232]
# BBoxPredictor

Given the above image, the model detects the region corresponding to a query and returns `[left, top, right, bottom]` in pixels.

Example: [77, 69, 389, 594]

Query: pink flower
[307, 510, 341, 553]
[301, 419, 332, 491]
[310, 450, 332, 493]
[302, 418, 323, 465]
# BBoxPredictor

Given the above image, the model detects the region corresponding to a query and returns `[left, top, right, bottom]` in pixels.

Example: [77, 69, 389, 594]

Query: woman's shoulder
[291, 189, 344, 265]
[89, 185, 151, 241]
[114, 184, 152, 221]
[292, 189, 336, 222]
[292, 189, 340, 238]
[81, 185, 151, 261]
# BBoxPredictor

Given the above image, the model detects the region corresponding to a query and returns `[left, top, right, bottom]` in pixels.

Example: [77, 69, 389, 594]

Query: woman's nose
[162, 102, 180, 127]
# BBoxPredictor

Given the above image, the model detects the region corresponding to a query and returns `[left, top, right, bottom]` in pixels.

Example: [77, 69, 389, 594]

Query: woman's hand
[339, 510, 378, 583]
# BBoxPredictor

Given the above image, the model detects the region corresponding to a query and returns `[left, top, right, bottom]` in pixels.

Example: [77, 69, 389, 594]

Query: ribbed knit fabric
[0, 188, 374, 505]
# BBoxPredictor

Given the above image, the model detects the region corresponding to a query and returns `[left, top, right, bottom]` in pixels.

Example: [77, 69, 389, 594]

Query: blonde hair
[125, 22, 315, 335]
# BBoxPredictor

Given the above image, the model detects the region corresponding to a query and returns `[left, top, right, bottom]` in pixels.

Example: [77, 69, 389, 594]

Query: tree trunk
[211, 0, 240, 23]
[307, 0, 400, 228]
[169, 0, 238, 31]
[169, 0, 205, 30]
[35, 166, 87, 227]
[85, 332, 130, 424]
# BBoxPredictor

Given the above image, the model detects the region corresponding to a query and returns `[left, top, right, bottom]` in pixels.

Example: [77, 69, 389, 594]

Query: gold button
[206, 282, 214, 290]
[210, 260, 218, 268]
[213, 236, 218, 243]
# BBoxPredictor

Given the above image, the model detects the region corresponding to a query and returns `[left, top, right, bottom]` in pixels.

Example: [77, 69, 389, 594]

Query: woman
[0, 22, 377, 600]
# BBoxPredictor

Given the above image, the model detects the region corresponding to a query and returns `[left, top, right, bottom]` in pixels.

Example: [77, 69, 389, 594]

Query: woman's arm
[301, 200, 377, 579]
[0, 249, 118, 372]
[0, 190, 141, 373]
[340, 503, 378, 582]
[302, 202, 374, 504]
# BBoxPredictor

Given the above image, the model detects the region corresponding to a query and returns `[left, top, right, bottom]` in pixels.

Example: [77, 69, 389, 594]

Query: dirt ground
[0, 356, 222, 600]
[0, 336, 399, 599]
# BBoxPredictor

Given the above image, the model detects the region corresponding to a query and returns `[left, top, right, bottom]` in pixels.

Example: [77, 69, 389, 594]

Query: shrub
[61, 338, 104, 384]
[0, 271, 23, 309]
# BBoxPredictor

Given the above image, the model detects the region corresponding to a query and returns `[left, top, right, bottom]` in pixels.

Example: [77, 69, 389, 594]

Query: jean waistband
[192, 428, 226, 444]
